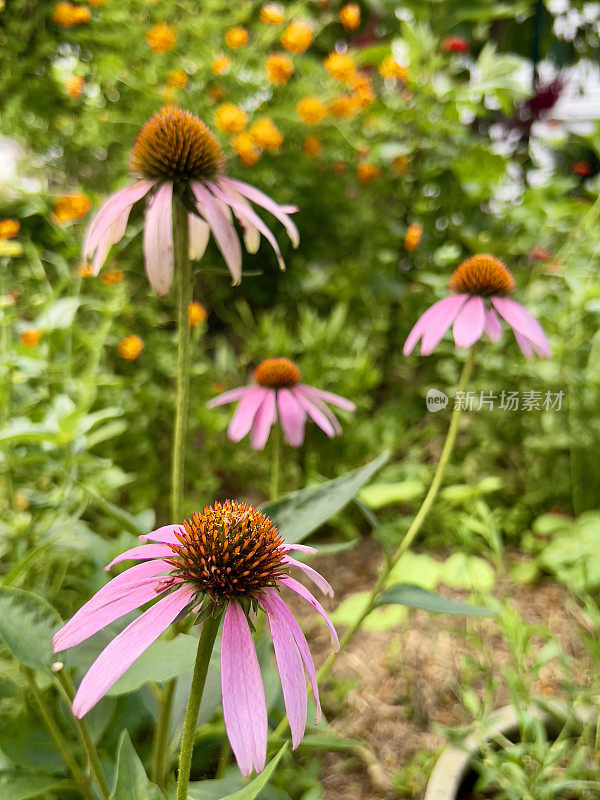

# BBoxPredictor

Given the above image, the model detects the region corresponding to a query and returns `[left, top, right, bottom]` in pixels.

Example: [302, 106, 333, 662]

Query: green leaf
[358, 479, 424, 510]
[263, 453, 389, 544]
[0, 588, 62, 673]
[219, 744, 288, 800]
[378, 584, 494, 616]
[0, 770, 65, 800]
[330, 590, 407, 632]
[439, 553, 496, 592]
[109, 731, 162, 800]
[107, 634, 201, 695]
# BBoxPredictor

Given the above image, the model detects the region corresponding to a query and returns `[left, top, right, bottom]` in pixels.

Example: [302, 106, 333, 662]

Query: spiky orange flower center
[130, 106, 225, 182]
[165, 501, 287, 602]
[448, 254, 515, 297]
[253, 358, 302, 388]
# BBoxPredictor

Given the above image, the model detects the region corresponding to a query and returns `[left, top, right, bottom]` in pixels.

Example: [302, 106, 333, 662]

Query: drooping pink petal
[104, 544, 174, 570]
[221, 601, 268, 776]
[283, 556, 334, 597]
[295, 391, 342, 435]
[188, 212, 210, 261]
[403, 295, 468, 356]
[261, 593, 307, 749]
[209, 181, 286, 270]
[297, 385, 356, 413]
[214, 186, 260, 253]
[228, 387, 268, 443]
[53, 559, 173, 652]
[192, 182, 242, 284]
[282, 544, 318, 555]
[139, 524, 183, 545]
[484, 308, 503, 342]
[491, 297, 550, 358]
[452, 296, 485, 349]
[250, 389, 277, 451]
[72, 586, 194, 718]
[291, 389, 336, 437]
[143, 182, 174, 296]
[83, 181, 154, 262]
[262, 589, 321, 722]
[219, 177, 300, 248]
[514, 331, 534, 358]
[207, 386, 254, 408]
[277, 389, 306, 448]
[280, 577, 339, 650]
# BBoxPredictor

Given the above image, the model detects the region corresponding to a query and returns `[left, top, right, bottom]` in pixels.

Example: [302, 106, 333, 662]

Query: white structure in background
[0, 136, 46, 200]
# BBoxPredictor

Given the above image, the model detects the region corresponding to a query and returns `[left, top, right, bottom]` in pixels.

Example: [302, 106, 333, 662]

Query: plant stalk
[270, 422, 282, 502]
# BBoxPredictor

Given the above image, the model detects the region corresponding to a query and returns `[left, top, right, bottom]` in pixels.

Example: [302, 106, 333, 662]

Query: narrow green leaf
[0, 588, 63, 672]
[0, 770, 65, 800]
[218, 744, 288, 800]
[263, 453, 389, 544]
[109, 731, 162, 800]
[377, 584, 494, 616]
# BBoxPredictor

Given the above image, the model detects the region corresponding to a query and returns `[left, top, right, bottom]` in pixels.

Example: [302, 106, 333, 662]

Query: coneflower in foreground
[53, 501, 338, 776]
[83, 106, 298, 295]
[403, 254, 550, 358]
[208, 357, 356, 449]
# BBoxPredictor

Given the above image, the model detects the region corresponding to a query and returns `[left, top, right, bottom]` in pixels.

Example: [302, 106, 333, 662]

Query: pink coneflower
[53, 501, 338, 777]
[403, 255, 550, 358]
[207, 357, 356, 450]
[82, 106, 298, 296]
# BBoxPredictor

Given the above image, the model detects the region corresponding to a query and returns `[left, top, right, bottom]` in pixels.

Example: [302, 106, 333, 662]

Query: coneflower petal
[221, 601, 267, 776]
[207, 386, 254, 408]
[403, 294, 468, 356]
[219, 177, 300, 248]
[139, 523, 184, 545]
[485, 308, 503, 342]
[297, 385, 356, 414]
[143, 182, 174, 296]
[250, 390, 277, 451]
[294, 390, 342, 435]
[72, 586, 194, 718]
[452, 296, 485, 349]
[83, 180, 154, 261]
[228, 387, 268, 442]
[105, 544, 174, 570]
[514, 331, 534, 359]
[283, 556, 334, 597]
[188, 212, 211, 261]
[282, 543, 318, 555]
[291, 389, 336, 437]
[192, 182, 242, 284]
[491, 297, 550, 357]
[277, 388, 306, 448]
[280, 576, 339, 650]
[420, 295, 469, 356]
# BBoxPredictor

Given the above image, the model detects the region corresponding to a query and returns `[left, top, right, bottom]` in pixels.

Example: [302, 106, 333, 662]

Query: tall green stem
[151, 196, 193, 786]
[272, 348, 476, 740]
[270, 423, 282, 502]
[176, 610, 222, 800]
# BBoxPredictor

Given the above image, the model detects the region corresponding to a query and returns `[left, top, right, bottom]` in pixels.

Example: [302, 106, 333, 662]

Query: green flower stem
[22, 668, 95, 800]
[151, 678, 176, 785]
[176, 610, 223, 800]
[54, 669, 110, 800]
[270, 423, 282, 502]
[272, 347, 476, 740]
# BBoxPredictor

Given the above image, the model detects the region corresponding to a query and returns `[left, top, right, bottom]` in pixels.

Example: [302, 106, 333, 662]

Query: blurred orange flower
[87, 0, 105, 6]
[260, 3, 285, 24]
[77, 263, 93, 277]
[351, 72, 374, 107]
[53, 2, 91, 27]
[118, 335, 144, 361]
[357, 163, 380, 183]
[296, 96, 326, 124]
[324, 52, 356, 82]
[379, 56, 407, 81]
[232, 134, 261, 167]
[0, 219, 20, 239]
[302, 135, 322, 157]
[208, 86, 226, 102]
[249, 117, 283, 150]
[211, 55, 231, 75]
[21, 329, 43, 348]
[166, 69, 188, 88]
[66, 75, 85, 99]
[146, 23, 177, 53]
[333, 161, 346, 175]
[280, 21, 313, 54]
[188, 301, 207, 327]
[101, 269, 123, 285]
[404, 223, 423, 252]
[225, 27, 248, 48]
[215, 103, 248, 134]
[392, 154, 409, 175]
[339, 3, 360, 30]
[329, 95, 356, 118]
[266, 53, 294, 84]
[53, 194, 91, 223]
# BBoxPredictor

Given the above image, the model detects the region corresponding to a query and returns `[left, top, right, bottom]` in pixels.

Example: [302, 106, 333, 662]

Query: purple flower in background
[53, 501, 338, 777]
[208, 357, 356, 450]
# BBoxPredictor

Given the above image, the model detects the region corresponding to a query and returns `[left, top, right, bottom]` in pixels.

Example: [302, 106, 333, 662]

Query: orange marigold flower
[166, 69, 188, 89]
[260, 3, 285, 24]
[146, 23, 177, 53]
[101, 269, 123, 285]
[21, 329, 43, 348]
[215, 103, 248, 134]
[339, 3, 360, 30]
[329, 95, 356, 118]
[225, 27, 248, 48]
[404, 223, 423, 252]
[211, 55, 231, 76]
[188, 301, 207, 327]
[324, 52, 356, 83]
[249, 117, 283, 150]
[357, 162, 380, 183]
[266, 53, 294, 84]
[208, 85, 226, 102]
[296, 96, 327, 125]
[118, 335, 144, 361]
[77, 263, 93, 277]
[53, 193, 91, 224]
[66, 75, 85, 99]
[302, 135, 322, 157]
[53, 2, 91, 27]
[231, 133, 261, 167]
[0, 219, 20, 239]
[280, 21, 313, 54]
[87, 0, 105, 6]
[351, 72, 374, 107]
[379, 56, 407, 81]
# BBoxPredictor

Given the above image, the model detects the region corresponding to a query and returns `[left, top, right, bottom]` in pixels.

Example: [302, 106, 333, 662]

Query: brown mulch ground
[287, 541, 596, 800]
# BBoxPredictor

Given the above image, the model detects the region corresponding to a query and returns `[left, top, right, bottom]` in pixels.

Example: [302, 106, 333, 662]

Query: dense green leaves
[0, 588, 62, 673]
[109, 731, 162, 800]
[378, 584, 494, 616]
[0, 770, 66, 800]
